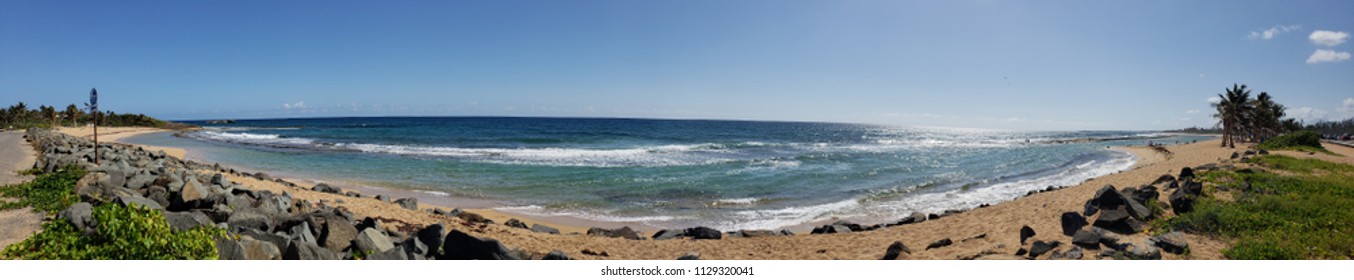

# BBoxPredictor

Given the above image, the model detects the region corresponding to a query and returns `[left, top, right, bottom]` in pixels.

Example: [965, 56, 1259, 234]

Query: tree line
[1211, 84, 1307, 148]
[2, 102, 185, 129]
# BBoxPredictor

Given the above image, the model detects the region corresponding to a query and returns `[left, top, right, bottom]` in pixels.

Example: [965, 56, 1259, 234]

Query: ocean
[121, 117, 1212, 231]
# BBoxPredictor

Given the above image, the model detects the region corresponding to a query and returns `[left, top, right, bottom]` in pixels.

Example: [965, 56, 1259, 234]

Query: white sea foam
[332, 142, 738, 167]
[192, 131, 315, 146]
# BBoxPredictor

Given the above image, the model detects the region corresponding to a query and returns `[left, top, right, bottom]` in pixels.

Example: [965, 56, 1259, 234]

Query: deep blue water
[123, 117, 1212, 230]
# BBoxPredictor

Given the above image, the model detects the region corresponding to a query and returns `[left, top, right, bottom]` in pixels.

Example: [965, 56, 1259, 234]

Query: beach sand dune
[58, 127, 1343, 259]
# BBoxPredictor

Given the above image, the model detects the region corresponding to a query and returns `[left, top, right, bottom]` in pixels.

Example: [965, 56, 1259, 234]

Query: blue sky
[3, 0, 1352, 130]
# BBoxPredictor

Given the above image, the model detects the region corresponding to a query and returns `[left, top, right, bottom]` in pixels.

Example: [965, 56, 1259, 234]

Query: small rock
[504, 218, 529, 229]
[59, 202, 96, 235]
[925, 238, 953, 250]
[312, 183, 341, 194]
[531, 224, 560, 235]
[394, 198, 418, 210]
[1019, 225, 1036, 244]
[882, 241, 911, 260]
[1028, 240, 1061, 258]
[685, 227, 722, 240]
[1150, 231, 1189, 254]
[542, 250, 572, 260]
[652, 229, 684, 240]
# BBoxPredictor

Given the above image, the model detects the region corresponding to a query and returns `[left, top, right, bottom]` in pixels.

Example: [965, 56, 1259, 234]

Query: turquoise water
[123, 117, 1212, 230]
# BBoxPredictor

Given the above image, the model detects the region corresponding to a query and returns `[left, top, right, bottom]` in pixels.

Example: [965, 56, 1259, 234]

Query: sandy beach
[48, 127, 1345, 259]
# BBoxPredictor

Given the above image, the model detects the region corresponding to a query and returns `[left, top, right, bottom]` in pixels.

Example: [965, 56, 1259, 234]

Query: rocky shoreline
[18, 127, 1245, 260]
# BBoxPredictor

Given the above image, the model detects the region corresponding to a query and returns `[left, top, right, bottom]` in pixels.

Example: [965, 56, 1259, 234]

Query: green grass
[0, 166, 86, 213]
[2, 203, 225, 260]
[1258, 131, 1337, 155]
[1164, 155, 1354, 259]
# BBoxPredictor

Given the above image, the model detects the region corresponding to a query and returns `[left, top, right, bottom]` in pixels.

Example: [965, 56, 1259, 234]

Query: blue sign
[89, 88, 98, 111]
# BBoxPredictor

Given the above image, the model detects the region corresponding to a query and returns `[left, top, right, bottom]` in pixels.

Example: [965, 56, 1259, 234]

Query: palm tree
[64, 104, 82, 126]
[1248, 92, 1286, 141]
[1213, 84, 1252, 148]
[39, 105, 57, 128]
[11, 102, 28, 124]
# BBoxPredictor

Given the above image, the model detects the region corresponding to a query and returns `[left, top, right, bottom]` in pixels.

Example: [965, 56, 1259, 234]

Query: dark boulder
[925, 238, 953, 250]
[1150, 231, 1189, 254]
[284, 241, 341, 260]
[542, 250, 572, 260]
[1059, 212, 1087, 236]
[1123, 194, 1153, 220]
[1169, 188, 1195, 215]
[1182, 180, 1203, 196]
[685, 227, 722, 240]
[440, 230, 519, 260]
[1178, 167, 1194, 179]
[455, 211, 494, 224]
[312, 183, 341, 194]
[1082, 199, 1099, 216]
[1019, 225, 1036, 244]
[395, 198, 418, 211]
[1094, 207, 1146, 235]
[355, 228, 396, 254]
[1129, 185, 1159, 204]
[811, 224, 851, 234]
[882, 241, 911, 260]
[319, 215, 359, 251]
[504, 218, 529, 229]
[587, 226, 643, 240]
[652, 229, 685, 240]
[164, 211, 214, 232]
[531, 224, 560, 235]
[1071, 229, 1101, 249]
[1028, 240, 1060, 258]
[416, 224, 445, 254]
[1090, 185, 1129, 210]
[226, 208, 274, 232]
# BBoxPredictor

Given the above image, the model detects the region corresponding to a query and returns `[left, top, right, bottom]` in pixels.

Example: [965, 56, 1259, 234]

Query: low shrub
[2, 203, 225, 260]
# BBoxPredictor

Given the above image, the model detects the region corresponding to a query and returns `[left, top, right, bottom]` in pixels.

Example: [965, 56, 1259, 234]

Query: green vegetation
[1164, 155, 1354, 259]
[0, 166, 86, 213]
[2, 101, 193, 129]
[2, 165, 223, 260]
[2, 203, 225, 260]
[1258, 131, 1335, 155]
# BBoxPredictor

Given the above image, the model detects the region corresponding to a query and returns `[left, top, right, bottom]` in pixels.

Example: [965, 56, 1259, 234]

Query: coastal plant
[1165, 155, 1354, 259]
[1209, 84, 1304, 147]
[1257, 131, 1334, 155]
[1, 203, 225, 260]
[0, 165, 85, 213]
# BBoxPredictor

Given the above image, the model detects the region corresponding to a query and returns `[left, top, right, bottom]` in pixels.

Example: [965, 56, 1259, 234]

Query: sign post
[90, 88, 98, 165]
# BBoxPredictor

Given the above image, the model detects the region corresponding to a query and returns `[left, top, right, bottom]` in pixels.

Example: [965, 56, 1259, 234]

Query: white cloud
[1340, 98, 1354, 114]
[1307, 49, 1352, 64]
[1309, 30, 1350, 47]
[282, 101, 306, 109]
[1207, 96, 1222, 104]
[1288, 107, 1327, 122]
[1185, 109, 1200, 114]
[1248, 25, 1301, 40]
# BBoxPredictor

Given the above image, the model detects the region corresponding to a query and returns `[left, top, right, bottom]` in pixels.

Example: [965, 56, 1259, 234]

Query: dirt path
[0, 131, 43, 251]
